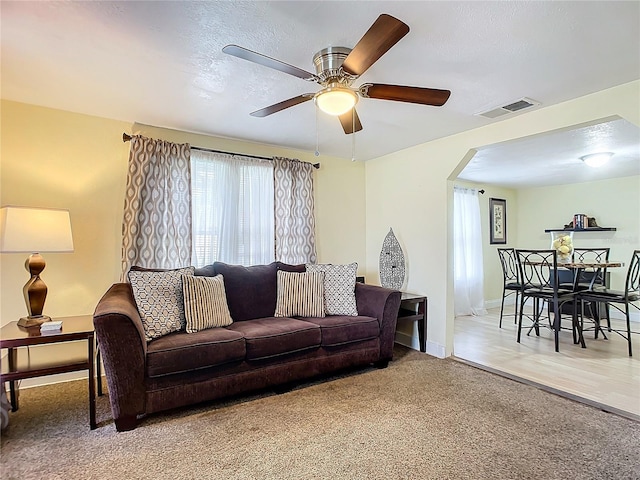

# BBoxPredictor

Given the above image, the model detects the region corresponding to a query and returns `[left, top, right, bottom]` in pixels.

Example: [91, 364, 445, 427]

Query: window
[190, 150, 274, 267]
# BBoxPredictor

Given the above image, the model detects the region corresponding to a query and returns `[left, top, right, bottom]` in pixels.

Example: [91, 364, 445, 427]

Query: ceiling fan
[222, 14, 451, 135]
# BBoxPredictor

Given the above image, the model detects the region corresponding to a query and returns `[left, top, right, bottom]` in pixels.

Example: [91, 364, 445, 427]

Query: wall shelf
[544, 228, 616, 233]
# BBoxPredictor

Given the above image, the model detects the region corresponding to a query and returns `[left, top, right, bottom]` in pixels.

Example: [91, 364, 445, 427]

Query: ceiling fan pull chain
[351, 110, 356, 162]
[315, 107, 320, 157]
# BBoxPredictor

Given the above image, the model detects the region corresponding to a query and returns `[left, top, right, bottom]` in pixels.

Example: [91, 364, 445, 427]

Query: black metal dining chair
[515, 249, 584, 352]
[554, 248, 611, 337]
[572, 247, 610, 291]
[577, 249, 640, 356]
[497, 248, 521, 328]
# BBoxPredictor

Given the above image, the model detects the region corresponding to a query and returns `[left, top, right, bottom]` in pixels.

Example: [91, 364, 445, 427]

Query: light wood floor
[453, 306, 640, 419]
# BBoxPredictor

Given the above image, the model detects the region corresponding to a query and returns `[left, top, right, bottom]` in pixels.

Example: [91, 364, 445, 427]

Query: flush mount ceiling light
[580, 152, 614, 168]
[314, 85, 359, 116]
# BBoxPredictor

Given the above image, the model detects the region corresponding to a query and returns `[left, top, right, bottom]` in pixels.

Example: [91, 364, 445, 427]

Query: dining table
[557, 261, 623, 292]
[521, 258, 625, 341]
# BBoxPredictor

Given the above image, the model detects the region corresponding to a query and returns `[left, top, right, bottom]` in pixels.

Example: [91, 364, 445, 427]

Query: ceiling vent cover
[476, 97, 541, 119]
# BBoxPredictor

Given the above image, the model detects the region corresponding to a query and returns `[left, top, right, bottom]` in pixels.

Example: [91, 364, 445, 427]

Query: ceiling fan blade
[223, 44, 316, 81]
[360, 83, 451, 106]
[341, 14, 410, 77]
[250, 94, 314, 117]
[339, 109, 363, 134]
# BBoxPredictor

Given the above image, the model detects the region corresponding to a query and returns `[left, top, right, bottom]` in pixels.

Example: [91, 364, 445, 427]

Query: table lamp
[0, 206, 74, 327]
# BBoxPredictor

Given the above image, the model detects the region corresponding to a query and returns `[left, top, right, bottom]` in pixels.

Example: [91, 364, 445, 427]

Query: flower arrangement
[552, 234, 573, 262]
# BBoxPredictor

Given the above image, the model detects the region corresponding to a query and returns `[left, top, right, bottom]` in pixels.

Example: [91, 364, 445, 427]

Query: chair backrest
[624, 250, 640, 295]
[573, 247, 610, 286]
[573, 247, 610, 263]
[515, 249, 560, 292]
[497, 248, 518, 284]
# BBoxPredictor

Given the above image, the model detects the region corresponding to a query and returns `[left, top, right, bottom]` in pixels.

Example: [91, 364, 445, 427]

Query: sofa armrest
[93, 283, 147, 430]
[355, 283, 401, 361]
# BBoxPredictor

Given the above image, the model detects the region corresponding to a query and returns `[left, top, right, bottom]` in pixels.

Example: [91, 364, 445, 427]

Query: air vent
[476, 97, 540, 119]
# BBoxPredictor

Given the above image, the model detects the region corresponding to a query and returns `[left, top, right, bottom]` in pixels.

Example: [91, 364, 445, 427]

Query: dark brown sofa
[93, 262, 401, 431]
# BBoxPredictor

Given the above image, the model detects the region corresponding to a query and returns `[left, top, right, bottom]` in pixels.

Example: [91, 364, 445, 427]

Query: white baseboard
[394, 331, 445, 358]
[394, 331, 416, 350]
[484, 298, 507, 310]
[17, 372, 90, 389]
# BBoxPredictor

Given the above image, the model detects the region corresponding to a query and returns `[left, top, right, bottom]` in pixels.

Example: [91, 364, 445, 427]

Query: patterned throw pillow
[128, 266, 195, 341]
[182, 274, 233, 332]
[306, 263, 358, 316]
[274, 270, 325, 318]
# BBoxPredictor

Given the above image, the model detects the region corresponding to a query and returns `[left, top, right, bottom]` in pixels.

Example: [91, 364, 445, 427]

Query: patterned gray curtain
[121, 135, 192, 278]
[273, 157, 317, 264]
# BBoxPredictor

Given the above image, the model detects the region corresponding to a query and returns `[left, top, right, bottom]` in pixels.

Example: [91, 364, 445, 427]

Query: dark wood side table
[397, 293, 428, 353]
[0, 315, 97, 429]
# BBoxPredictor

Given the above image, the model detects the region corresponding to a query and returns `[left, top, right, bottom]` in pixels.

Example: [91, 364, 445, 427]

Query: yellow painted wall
[1, 101, 131, 324]
[365, 80, 640, 358]
[517, 176, 640, 291]
[0, 102, 366, 329]
[455, 177, 639, 314]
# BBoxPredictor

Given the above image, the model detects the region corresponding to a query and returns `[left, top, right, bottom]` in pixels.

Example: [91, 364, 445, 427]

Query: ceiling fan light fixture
[314, 87, 358, 116]
[581, 152, 613, 168]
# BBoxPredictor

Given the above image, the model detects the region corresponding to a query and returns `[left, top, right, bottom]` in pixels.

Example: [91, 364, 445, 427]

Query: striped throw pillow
[182, 274, 233, 332]
[275, 270, 325, 318]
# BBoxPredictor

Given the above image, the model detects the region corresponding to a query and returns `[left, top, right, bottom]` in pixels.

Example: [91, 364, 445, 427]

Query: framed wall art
[489, 198, 507, 244]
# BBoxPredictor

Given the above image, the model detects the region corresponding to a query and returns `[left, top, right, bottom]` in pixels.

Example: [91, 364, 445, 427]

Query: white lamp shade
[0, 206, 74, 253]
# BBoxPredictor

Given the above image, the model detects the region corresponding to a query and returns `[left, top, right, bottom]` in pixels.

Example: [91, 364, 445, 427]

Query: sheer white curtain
[191, 150, 274, 267]
[453, 186, 487, 316]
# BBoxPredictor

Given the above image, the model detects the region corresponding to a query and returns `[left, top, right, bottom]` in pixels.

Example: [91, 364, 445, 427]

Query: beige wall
[458, 177, 639, 311]
[516, 176, 640, 292]
[0, 102, 366, 327]
[1, 101, 131, 324]
[365, 80, 640, 358]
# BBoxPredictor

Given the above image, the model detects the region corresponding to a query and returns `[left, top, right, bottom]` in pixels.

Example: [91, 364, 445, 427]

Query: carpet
[1, 346, 638, 480]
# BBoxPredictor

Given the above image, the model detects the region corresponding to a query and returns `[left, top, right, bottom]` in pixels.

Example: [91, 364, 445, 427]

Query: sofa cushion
[277, 262, 306, 273]
[146, 327, 245, 377]
[194, 264, 217, 277]
[182, 274, 233, 332]
[226, 317, 321, 360]
[302, 315, 380, 346]
[306, 263, 358, 316]
[128, 266, 195, 341]
[275, 270, 325, 318]
[213, 262, 278, 321]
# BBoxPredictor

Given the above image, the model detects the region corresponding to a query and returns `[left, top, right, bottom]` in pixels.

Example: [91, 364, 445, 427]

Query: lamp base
[18, 315, 51, 328]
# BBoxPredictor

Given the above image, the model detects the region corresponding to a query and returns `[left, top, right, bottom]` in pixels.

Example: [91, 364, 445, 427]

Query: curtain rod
[122, 133, 320, 169]
[455, 185, 485, 194]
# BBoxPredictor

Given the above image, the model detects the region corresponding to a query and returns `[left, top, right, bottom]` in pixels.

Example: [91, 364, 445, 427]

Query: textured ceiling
[1, 1, 639, 185]
[459, 117, 640, 188]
